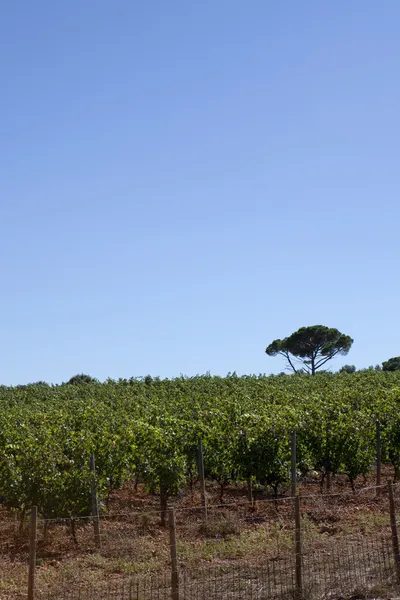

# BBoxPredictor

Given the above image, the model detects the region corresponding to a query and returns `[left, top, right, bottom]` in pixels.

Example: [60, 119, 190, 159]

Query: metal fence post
[168, 506, 180, 600]
[295, 495, 303, 599]
[28, 506, 38, 600]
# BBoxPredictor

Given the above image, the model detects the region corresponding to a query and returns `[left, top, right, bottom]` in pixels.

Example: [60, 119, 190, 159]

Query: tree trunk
[247, 477, 253, 505]
[43, 520, 49, 542]
[189, 473, 194, 500]
[326, 471, 331, 491]
[347, 474, 356, 493]
[219, 482, 225, 503]
[160, 485, 168, 526]
[70, 519, 78, 545]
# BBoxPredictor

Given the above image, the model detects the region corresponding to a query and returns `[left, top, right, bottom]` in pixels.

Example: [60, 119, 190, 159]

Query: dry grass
[0, 466, 399, 599]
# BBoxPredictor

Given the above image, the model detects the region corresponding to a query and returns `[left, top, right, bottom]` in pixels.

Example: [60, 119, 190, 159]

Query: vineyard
[2, 370, 400, 519]
[2, 371, 400, 598]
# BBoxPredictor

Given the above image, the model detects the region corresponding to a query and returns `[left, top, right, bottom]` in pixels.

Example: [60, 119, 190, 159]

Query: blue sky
[1, 1, 399, 384]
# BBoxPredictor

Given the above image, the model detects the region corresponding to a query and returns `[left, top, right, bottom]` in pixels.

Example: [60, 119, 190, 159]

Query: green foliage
[339, 365, 356, 374]
[266, 325, 353, 375]
[68, 374, 96, 385]
[0, 370, 399, 517]
[0, 389, 136, 517]
[15, 381, 49, 389]
[382, 357, 400, 372]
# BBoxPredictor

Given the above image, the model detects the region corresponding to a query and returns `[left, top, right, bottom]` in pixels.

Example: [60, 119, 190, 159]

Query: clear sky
[1, 2, 399, 384]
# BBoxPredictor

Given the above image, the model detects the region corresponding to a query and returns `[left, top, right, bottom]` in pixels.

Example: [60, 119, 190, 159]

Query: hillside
[1, 370, 400, 516]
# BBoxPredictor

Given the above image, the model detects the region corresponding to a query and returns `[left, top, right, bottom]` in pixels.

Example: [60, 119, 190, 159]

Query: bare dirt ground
[1, 466, 399, 599]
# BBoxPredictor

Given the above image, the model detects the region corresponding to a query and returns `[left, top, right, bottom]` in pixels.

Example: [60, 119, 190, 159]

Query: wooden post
[376, 421, 381, 496]
[197, 440, 207, 518]
[291, 431, 297, 498]
[90, 453, 101, 549]
[388, 479, 400, 582]
[168, 506, 180, 600]
[28, 506, 37, 600]
[294, 495, 302, 599]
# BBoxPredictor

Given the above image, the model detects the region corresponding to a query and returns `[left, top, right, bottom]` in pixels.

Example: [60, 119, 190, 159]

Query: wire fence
[1, 482, 400, 599]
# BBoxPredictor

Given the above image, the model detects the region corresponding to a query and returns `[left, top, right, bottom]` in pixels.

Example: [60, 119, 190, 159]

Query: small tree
[339, 365, 356, 374]
[382, 357, 400, 372]
[68, 374, 95, 385]
[266, 325, 353, 376]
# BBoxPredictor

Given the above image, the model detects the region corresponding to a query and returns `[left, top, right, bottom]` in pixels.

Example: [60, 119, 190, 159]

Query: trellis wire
[2, 482, 400, 599]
